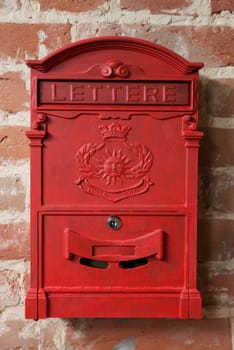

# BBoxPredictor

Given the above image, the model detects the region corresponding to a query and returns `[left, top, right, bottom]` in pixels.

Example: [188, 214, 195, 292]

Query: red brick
[211, 0, 234, 13]
[199, 168, 234, 213]
[0, 23, 71, 62]
[0, 72, 28, 113]
[120, 0, 193, 14]
[198, 219, 234, 262]
[64, 319, 232, 350]
[38, 0, 105, 12]
[0, 222, 29, 259]
[200, 78, 234, 118]
[199, 128, 234, 167]
[0, 126, 29, 160]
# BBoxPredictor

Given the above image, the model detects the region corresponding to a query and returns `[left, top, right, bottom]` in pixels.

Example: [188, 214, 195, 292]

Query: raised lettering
[51, 84, 66, 101]
[40, 81, 190, 105]
[126, 85, 140, 102]
[111, 85, 123, 102]
[87, 84, 108, 101]
[70, 84, 85, 101]
[163, 85, 177, 103]
[143, 85, 159, 102]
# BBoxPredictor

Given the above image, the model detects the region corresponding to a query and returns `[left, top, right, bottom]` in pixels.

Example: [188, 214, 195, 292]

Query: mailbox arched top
[26, 36, 203, 74]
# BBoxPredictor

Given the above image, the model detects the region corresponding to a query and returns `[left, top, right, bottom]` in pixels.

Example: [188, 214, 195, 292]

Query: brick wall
[0, 0, 233, 349]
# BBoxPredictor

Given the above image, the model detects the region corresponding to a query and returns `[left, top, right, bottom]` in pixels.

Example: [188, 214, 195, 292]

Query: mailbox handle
[63, 228, 164, 261]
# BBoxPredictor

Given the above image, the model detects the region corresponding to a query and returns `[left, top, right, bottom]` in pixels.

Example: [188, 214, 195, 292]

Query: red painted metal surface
[25, 36, 203, 319]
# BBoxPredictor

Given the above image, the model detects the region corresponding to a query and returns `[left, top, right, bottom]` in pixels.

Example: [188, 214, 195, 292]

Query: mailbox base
[26, 290, 202, 319]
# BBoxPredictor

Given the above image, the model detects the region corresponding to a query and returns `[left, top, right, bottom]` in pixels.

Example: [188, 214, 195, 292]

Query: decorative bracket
[101, 59, 129, 78]
[182, 115, 203, 147]
[32, 113, 47, 130]
[182, 115, 197, 131]
[26, 113, 47, 142]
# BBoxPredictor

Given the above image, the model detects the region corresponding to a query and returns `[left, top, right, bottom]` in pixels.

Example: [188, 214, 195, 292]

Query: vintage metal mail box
[25, 36, 203, 319]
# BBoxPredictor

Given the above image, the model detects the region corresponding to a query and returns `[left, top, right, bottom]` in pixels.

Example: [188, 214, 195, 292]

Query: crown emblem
[98, 123, 131, 141]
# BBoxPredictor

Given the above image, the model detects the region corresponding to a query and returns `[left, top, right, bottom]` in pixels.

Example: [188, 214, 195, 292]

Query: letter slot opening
[80, 257, 109, 269]
[119, 257, 149, 269]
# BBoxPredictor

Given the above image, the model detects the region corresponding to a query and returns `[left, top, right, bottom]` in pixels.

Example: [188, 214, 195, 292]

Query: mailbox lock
[107, 216, 122, 230]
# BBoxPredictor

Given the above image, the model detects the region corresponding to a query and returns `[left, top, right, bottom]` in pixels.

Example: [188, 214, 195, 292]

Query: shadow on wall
[197, 77, 234, 309]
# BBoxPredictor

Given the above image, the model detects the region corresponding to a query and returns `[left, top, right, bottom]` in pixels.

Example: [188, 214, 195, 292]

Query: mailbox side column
[25, 110, 47, 320]
[180, 114, 203, 319]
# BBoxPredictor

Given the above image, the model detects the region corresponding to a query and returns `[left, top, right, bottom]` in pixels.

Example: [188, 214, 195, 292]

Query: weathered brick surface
[199, 128, 234, 167]
[1, 318, 231, 350]
[76, 22, 122, 40]
[199, 265, 234, 306]
[0, 126, 29, 160]
[0, 23, 71, 62]
[210, 273, 234, 297]
[76, 24, 234, 67]
[0, 222, 29, 259]
[0, 269, 21, 312]
[0, 72, 28, 113]
[120, 0, 194, 14]
[38, 0, 106, 12]
[200, 78, 234, 118]
[0, 183, 25, 211]
[0, 176, 25, 211]
[199, 168, 234, 213]
[0, 319, 63, 350]
[211, 0, 234, 13]
[198, 219, 234, 261]
[64, 318, 232, 350]
[141, 26, 234, 67]
[0, 320, 38, 350]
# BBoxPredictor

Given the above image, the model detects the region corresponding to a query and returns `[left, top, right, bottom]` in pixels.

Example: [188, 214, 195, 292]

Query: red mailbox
[25, 36, 203, 319]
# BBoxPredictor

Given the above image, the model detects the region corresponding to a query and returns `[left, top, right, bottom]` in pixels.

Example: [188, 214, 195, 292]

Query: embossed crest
[75, 122, 154, 201]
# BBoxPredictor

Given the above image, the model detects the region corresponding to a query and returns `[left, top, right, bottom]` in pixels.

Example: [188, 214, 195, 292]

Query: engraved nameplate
[39, 80, 190, 105]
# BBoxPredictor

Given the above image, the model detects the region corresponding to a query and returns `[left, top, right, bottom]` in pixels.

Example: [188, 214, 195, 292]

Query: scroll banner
[76, 177, 153, 202]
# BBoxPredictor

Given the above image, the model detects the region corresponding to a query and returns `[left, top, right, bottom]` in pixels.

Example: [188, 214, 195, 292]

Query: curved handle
[63, 228, 164, 261]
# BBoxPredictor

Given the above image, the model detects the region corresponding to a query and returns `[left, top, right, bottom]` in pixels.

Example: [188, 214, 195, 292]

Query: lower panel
[47, 293, 180, 318]
[44, 292, 201, 319]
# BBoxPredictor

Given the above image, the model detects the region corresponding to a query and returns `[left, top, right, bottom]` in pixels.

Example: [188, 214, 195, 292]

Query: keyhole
[107, 216, 122, 230]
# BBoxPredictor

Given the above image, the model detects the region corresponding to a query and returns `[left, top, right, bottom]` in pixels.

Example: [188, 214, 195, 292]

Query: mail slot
[25, 36, 203, 319]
